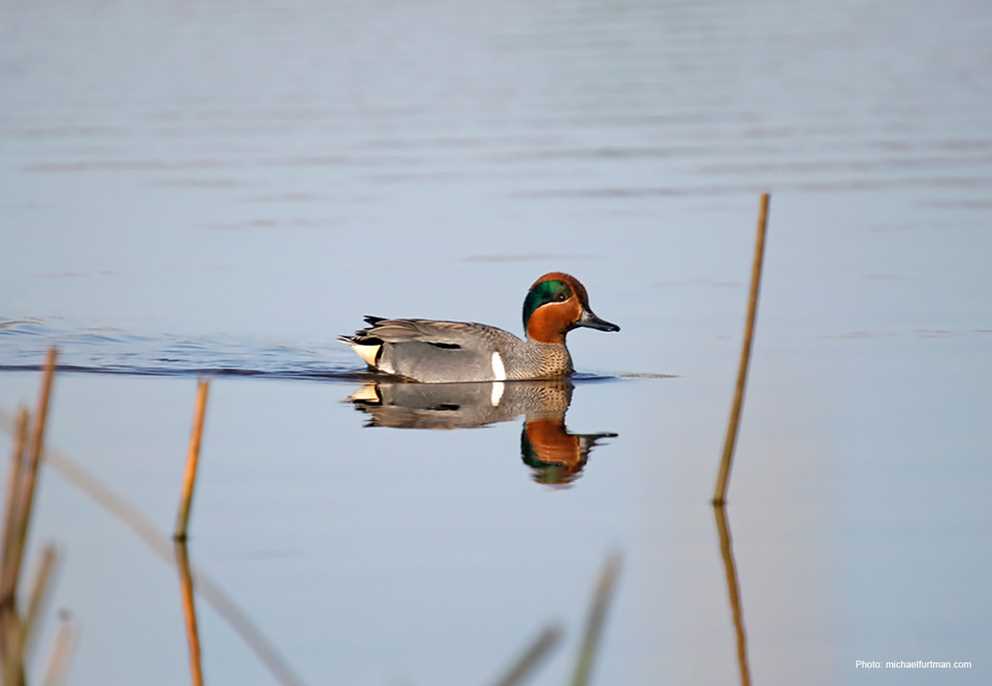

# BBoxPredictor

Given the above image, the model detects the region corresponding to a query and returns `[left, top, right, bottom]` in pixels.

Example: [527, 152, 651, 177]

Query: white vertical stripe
[490, 351, 507, 381]
[489, 352, 507, 406]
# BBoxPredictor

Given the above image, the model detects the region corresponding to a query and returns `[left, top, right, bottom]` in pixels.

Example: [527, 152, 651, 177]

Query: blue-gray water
[2, 1, 990, 684]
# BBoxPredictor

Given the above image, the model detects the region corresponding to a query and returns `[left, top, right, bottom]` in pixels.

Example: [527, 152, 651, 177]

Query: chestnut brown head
[522, 272, 620, 344]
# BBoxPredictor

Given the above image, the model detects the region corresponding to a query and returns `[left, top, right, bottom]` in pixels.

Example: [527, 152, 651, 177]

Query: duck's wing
[337, 317, 520, 381]
[354, 317, 492, 344]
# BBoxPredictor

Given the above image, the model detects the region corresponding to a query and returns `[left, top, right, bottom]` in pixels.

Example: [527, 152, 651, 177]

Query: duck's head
[522, 272, 620, 344]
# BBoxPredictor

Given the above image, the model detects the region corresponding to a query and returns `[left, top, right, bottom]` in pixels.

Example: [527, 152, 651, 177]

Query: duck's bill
[577, 309, 621, 332]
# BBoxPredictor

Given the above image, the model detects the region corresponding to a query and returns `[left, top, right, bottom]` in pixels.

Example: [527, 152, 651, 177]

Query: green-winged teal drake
[337, 272, 620, 382]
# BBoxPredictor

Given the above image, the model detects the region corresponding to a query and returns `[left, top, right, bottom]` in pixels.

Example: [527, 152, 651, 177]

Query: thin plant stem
[23, 544, 59, 662]
[41, 610, 75, 686]
[7, 348, 57, 603]
[491, 624, 562, 686]
[713, 194, 770, 505]
[175, 380, 209, 540]
[3, 612, 24, 686]
[569, 553, 622, 686]
[0, 411, 307, 686]
[1, 408, 29, 603]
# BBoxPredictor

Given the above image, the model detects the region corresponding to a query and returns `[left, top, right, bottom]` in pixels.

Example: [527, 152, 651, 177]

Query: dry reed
[5, 349, 57, 603]
[41, 610, 75, 686]
[23, 544, 58, 662]
[175, 379, 210, 540]
[491, 624, 563, 686]
[0, 409, 29, 604]
[713, 193, 771, 505]
[0, 409, 307, 686]
[2, 348, 60, 686]
[569, 553, 622, 686]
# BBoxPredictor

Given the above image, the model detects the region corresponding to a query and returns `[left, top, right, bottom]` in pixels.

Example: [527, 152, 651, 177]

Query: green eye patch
[522, 279, 572, 329]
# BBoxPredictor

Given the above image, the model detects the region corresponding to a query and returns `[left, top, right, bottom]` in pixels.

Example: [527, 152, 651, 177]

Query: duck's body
[340, 316, 572, 383]
[337, 272, 619, 383]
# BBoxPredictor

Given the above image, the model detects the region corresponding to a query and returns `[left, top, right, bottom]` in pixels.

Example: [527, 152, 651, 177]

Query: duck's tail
[336, 335, 382, 368]
[338, 315, 390, 368]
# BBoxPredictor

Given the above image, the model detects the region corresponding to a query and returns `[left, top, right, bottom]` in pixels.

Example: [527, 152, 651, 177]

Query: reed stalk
[6, 348, 57, 602]
[3, 613, 24, 686]
[0, 548, 55, 686]
[491, 625, 562, 686]
[569, 553, 622, 686]
[23, 544, 58, 662]
[174, 380, 210, 541]
[0, 412, 307, 686]
[1, 408, 29, 605]
[713, 194, 770, 505]
[41, 610, 75, 686]
[175, 542, 204, 686]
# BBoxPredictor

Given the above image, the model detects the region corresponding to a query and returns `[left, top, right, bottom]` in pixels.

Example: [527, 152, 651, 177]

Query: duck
[337, 272, 620, 382]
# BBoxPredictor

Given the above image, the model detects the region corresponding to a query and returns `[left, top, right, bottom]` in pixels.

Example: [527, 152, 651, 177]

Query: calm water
[2, 1, 991, 684]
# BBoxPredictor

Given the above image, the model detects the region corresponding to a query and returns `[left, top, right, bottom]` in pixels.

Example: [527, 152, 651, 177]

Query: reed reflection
[713, 505, 751, 686]
[347, 380, 617, 485]
[174, 541, 204, 686]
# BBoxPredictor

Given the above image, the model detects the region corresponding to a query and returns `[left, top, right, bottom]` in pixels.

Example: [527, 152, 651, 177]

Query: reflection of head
[520, 418, 616, 487]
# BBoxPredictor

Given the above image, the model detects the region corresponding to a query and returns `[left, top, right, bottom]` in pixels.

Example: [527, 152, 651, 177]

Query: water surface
[2, 1, 990, 684]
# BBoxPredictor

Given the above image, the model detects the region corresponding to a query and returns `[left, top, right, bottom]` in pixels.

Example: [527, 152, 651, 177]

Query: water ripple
[0, 320, 361, 381]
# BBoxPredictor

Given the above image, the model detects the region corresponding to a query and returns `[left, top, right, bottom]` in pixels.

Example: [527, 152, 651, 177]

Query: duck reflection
[347, 380, 617, 485]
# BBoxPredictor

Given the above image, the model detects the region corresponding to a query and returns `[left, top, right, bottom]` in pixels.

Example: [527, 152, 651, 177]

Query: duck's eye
[555, 292, 568, 302]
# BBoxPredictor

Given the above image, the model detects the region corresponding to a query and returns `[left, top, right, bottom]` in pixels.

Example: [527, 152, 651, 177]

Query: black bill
[576, 309, 621, 332]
